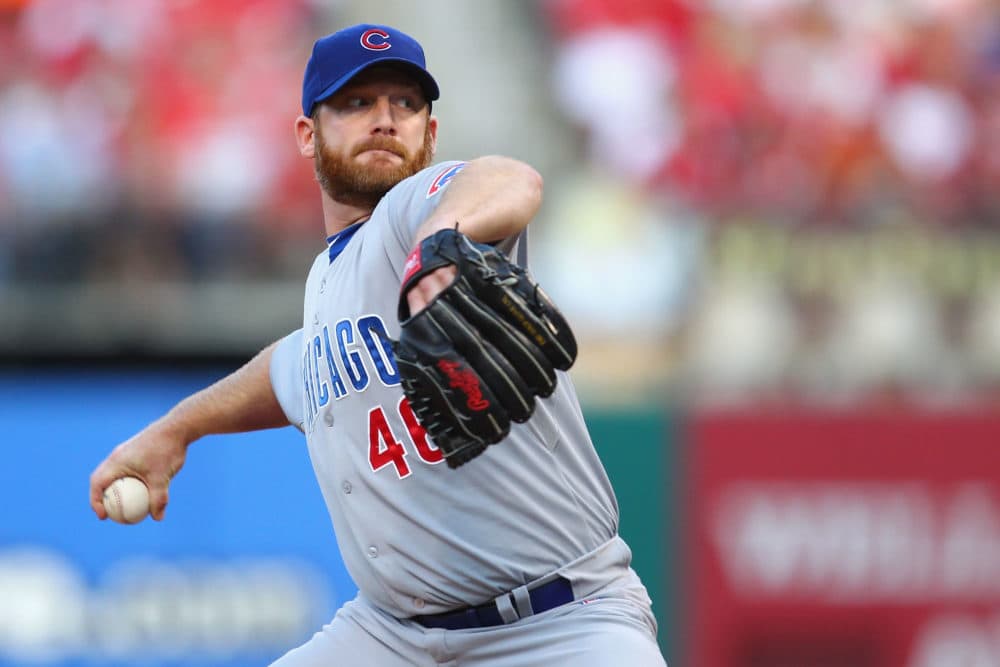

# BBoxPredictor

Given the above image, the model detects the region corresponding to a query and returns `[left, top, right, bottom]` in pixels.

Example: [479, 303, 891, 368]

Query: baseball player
[89, 24, 668, 666]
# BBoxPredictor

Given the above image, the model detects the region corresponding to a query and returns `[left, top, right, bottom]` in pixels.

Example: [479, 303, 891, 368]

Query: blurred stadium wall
[2, 1, 999, 666]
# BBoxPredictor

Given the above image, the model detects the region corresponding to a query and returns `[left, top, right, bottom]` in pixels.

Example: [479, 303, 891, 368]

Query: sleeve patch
[426, 162, 467, 199]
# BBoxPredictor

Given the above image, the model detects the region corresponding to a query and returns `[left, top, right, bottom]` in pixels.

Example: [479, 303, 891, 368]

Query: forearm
[414, 156, 543, 245]
[156, 341, 289, 446]
[90, 340, 291, 521]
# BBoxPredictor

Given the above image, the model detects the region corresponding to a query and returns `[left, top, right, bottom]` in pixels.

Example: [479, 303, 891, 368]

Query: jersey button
[367, 546, 378, 558]
[413, 597, 426, 610]
[324, 412, 334, 427]
[320, 279, 326, 293]
[342, 481, 352, 494]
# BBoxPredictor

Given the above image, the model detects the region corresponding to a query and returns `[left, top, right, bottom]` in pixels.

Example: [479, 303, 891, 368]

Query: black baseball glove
[391, 228, 577, 468]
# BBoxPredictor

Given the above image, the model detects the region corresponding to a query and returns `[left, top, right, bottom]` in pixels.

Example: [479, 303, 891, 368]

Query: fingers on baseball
[90, 485, 109, 520]
[149, 485, 169, 521]
[89, 465, 118, 519]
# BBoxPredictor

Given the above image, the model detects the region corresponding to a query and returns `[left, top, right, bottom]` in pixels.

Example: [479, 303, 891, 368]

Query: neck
[320, 189, 375, 237]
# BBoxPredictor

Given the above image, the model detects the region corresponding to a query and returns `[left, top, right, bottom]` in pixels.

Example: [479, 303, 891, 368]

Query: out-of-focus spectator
[552, 27, 681, 182]
[540, 0, 1000, 404]
[878, 83, 974, 184]
[681, 275, 798, 403]
[544, 0, 999, 226]
[0, 0, 320, 285]
[3, 0, 999, 403]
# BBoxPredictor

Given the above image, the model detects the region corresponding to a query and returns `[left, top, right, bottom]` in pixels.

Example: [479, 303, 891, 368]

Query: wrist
[412, 218, 457, 249]
[152, 413, 198, 449]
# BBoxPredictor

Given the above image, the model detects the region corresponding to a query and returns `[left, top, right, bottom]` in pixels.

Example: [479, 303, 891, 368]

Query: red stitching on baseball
[112, 483, 123, 521]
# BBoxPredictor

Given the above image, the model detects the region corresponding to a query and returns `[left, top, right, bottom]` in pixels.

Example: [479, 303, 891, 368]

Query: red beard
[314, 125, 435, 208]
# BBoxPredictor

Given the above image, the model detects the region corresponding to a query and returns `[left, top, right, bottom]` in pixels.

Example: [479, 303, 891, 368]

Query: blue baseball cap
[301, 24, 440, 116]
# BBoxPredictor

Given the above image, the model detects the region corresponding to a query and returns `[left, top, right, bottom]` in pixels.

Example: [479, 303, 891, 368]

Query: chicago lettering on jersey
[302, 314, 399, 429]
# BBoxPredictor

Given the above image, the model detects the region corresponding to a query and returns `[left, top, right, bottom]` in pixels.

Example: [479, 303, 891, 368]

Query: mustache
[352, 136, 408, 158]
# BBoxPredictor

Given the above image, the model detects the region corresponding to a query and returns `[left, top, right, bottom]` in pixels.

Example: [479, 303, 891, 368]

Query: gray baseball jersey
[269, 161, 665, 666]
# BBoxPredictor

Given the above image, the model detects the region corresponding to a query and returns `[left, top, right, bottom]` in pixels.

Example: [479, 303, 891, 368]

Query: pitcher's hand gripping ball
[103, 476, 151, 524]
[392, 228, 577, 468]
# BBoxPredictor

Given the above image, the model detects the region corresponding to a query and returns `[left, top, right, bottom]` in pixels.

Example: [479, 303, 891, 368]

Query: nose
[370, 96, 397, 136]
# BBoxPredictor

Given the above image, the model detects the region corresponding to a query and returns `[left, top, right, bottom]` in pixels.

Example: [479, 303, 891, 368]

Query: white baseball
[102, 477, 150, 524]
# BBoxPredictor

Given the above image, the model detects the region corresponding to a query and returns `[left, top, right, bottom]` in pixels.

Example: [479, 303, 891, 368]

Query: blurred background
[1, 0, 999, 665]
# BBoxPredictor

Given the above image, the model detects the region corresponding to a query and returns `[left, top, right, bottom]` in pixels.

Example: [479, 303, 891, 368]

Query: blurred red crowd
[543, 0, 1000, 227]
[0, 0, 323, 281]
[1, 0, 322, 219]
[2, 0, 997, 285]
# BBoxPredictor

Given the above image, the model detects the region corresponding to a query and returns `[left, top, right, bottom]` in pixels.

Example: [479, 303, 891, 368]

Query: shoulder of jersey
[382, 161, 468, 204]
[425, 162, 467, 199]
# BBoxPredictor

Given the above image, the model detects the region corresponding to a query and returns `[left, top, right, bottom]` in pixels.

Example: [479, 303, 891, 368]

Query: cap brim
[312, 57, 440, 111]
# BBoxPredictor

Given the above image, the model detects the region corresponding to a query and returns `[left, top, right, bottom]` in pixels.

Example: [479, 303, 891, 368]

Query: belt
[412, 576, 574, 630]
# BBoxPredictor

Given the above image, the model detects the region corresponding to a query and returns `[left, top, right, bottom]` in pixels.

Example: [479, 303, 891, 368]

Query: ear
[295, 115, 316, 159]
[428, 115, 439, 156]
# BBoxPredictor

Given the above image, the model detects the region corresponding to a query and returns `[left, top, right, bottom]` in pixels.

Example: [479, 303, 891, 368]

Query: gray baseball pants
[270, 569, 667, 667]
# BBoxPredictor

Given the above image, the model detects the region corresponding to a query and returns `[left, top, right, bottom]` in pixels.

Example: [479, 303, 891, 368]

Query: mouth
[354, 140, 406, 160]
[360, 149, 403, 159]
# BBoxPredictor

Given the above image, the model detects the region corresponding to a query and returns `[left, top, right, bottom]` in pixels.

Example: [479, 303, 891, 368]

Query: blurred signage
[707, 223, 1000, 297]
[687, 410, 1000, 667]
[0, 371, 356, 667]
[0, 549, 325, 664]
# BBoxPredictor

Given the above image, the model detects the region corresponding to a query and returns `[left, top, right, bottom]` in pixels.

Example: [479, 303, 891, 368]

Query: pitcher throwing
[89, 23, 668, 667]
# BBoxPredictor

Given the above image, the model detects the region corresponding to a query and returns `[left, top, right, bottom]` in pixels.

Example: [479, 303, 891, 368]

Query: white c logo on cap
[360, 29, 391, 51]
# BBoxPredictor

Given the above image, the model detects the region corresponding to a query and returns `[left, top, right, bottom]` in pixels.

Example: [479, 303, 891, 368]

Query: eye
[394, 96, 415, 109]
[346, 97, 368, 108]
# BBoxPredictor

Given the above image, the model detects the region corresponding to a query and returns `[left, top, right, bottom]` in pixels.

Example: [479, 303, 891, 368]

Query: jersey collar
[326, 220, 365, 264]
